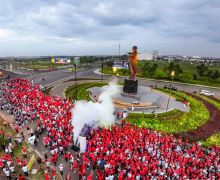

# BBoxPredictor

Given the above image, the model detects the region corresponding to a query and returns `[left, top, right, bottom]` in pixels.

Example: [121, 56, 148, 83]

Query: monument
[123, 46, 138, 94]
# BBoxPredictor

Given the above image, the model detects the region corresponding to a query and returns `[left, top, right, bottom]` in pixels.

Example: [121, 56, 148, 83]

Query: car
[164, 85, 177, 91]
[200, 89, 214, 97]
[0, 71, 4, 76]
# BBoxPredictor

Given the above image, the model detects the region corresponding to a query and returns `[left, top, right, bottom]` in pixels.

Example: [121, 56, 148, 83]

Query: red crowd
[88, 124, 220, 179]
[1, 78, 74, 164]
[1, 78, 220, 179]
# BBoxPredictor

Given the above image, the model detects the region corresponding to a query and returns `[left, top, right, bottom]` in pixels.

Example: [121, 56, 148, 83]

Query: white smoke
[71, 79, 119, 143]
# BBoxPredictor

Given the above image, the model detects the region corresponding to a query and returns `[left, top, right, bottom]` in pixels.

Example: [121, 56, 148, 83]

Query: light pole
[74, 63, 77, 100]
[101, 63, 104, 82]
[165, 70, 175, 117]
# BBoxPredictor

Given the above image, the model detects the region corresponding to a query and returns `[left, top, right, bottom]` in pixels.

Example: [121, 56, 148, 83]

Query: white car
[200, 90, 214, 97]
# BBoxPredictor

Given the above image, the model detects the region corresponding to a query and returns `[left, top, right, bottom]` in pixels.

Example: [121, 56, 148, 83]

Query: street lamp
[101, 63, 104, 82]
[112, 66, 117, 73]
[74, 63, 77, 100]
[165, 70, 175, 117]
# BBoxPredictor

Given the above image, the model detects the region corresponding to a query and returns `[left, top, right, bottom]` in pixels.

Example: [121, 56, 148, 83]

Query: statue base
[123, 79, 138, 94]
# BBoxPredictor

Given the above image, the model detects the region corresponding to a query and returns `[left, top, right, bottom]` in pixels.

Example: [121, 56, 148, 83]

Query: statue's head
[132, 46, 138, 51]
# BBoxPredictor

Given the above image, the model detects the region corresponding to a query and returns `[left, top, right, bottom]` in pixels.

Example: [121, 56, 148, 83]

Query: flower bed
[203, 133, 220, 147]
[126, 90, 210, 133]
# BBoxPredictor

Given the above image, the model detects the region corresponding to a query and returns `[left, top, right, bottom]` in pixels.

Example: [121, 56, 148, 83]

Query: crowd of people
[0, 78, 75, 178]
[88, 124, 220, 179]
[0, 77, 220, 179]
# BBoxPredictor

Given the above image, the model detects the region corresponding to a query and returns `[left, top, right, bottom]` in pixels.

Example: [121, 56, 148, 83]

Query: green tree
[167, 62, 182, 76]
[196, 64, 209, 76]
[149, 63, 158, 77]
[193, 73, 198, 80]
[168, 62, 175, 72]
[208, 70, 220, 82]
[141, 62, 150, 76]
[174, 64, 182, 75]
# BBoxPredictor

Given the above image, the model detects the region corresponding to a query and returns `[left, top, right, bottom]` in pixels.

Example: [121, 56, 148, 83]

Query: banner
[27, 154, 35, 171]
[79, 136, 87, 153]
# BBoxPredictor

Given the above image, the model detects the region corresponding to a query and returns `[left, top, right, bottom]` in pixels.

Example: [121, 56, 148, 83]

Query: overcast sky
[0, 0, 220, 57]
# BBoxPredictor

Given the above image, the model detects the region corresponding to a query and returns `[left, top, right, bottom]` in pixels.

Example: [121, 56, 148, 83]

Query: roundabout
[89, 85, 190, 114]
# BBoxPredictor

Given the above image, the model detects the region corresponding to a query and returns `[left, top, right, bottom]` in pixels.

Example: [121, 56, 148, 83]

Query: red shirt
[44, 173, 50, 180]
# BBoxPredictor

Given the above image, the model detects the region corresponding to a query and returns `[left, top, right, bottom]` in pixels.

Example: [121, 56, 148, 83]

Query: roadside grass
[126, 89, 210, 133]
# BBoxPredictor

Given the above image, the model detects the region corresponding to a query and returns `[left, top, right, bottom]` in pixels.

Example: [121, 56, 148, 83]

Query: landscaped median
[197, 95, 220, 109]
[203, 133, 220, 147]
[65, 82, 107, 100]
[196, 95, 220, 147]
[126, 89, 210, 133]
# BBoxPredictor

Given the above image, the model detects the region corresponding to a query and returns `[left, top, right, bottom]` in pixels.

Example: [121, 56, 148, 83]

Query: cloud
[0, 28, 14, 39]
[0, 0, 220, 56]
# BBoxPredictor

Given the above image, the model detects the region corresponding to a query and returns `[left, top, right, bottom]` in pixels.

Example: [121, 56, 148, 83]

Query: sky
[0, 0, 220, 57]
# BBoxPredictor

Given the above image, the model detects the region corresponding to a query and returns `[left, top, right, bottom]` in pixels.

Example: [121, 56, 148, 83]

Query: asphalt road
[1, 66, 220, 98]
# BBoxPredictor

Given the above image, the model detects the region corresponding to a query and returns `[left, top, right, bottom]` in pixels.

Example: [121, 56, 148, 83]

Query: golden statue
[129, 46, 138, 80]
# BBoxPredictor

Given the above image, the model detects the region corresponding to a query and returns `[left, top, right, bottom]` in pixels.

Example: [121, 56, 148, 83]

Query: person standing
[59, 163, 64, 176]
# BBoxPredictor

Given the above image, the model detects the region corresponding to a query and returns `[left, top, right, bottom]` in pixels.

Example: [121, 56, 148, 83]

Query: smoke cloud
[71, 79, 119, 143]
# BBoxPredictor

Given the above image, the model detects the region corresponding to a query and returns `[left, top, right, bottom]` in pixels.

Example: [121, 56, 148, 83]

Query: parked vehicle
[164, 85, 177, 91]
[200, 89, 214, 97]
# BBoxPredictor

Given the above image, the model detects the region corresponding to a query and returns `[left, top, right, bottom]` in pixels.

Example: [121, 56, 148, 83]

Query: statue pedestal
[123, 79, 138, 94]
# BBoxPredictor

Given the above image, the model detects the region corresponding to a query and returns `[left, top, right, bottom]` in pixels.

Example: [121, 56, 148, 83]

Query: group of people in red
[1, 77, 220, 179]
[88, 124, 220, 179]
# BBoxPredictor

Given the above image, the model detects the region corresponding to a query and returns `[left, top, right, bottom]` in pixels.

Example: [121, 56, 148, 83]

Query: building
[138, 52, 154, 61]
[54, 57, 71, 64]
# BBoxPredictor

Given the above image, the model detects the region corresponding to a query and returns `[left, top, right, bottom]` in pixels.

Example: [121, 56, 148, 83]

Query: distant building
[54, 57, 71, 64]
[138, 52, 154, 60]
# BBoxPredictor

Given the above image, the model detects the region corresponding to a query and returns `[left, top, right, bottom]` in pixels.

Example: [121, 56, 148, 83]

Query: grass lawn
[19, 61, 66, 70]
[65, 82, 107, 100]
[126, 89, 210, 133]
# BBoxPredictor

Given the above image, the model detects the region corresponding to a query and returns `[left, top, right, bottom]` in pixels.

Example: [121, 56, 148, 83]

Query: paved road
[1, 66, 220, 98]
[93, 69, 220, 98]
[49, 68, 220, 98]
[0, 69, 25, 82]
